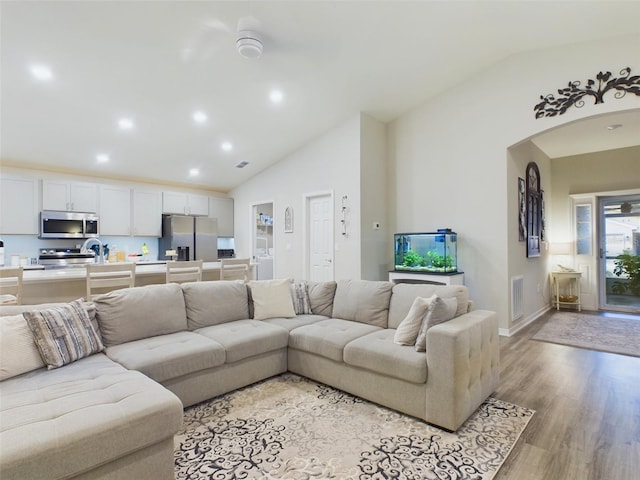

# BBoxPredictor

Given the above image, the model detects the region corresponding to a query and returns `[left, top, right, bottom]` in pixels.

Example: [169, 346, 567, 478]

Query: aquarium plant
[402, 249, 426, 268]
[427, 250, 455, 271]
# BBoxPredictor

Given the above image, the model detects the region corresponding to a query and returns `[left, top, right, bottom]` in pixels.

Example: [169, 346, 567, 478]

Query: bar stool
[86, 263, 136, 301]
[220, 258, 250, 282]
[166, 260, 203, 284]
[0, 266, 24, 305]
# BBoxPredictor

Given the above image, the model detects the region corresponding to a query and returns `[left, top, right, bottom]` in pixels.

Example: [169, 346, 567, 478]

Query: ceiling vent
[236, 161, 249, 168]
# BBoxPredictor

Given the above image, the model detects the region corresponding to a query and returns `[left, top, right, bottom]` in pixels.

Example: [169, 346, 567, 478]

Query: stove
[217, 249, 235, 259]
[38, 248, 96, 268]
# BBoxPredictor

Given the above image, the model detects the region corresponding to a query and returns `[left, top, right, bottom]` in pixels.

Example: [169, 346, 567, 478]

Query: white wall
[360, 114, 389, 280]
[507, 141, 552, 326]
[388, 33, 639, 331]
[231, 114, 363, 281]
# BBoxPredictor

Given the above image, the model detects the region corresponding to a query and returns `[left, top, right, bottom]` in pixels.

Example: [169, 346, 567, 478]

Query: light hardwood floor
[494, 310, 640, 480]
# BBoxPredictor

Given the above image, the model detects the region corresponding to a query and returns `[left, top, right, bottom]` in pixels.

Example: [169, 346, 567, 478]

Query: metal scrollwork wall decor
[534, 67, 640, 118]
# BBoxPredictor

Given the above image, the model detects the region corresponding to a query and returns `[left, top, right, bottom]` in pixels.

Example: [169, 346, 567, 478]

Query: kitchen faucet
[81, 238, 104, 264]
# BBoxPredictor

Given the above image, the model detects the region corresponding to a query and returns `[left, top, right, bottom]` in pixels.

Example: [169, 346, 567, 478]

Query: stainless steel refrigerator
[158, 215, 218, 261]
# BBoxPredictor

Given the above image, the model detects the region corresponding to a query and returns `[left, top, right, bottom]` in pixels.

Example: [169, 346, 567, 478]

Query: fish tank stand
[389, 270, 464, 286]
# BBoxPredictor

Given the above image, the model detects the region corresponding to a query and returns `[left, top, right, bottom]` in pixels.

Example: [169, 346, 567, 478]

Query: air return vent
[511, 275, 524, 322]
[236, 161, 249, 168]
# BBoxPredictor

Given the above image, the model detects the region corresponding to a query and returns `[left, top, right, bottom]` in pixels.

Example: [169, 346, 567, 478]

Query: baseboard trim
[500, 304, 551, 337]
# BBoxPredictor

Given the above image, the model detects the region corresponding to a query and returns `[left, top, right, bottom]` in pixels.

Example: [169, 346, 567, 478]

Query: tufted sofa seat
[0, 353, 182, 480]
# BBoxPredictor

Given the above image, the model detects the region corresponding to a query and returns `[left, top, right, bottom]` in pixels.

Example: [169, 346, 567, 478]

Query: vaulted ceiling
[2, 1, 639, 191]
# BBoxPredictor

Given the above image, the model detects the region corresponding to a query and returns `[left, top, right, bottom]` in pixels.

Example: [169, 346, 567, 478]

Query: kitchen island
[20, 261, 242, 304]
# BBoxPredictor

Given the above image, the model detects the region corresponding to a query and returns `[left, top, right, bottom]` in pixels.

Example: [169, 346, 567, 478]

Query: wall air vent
[236, 161, 249, 168]
[511, 275, 524, 322]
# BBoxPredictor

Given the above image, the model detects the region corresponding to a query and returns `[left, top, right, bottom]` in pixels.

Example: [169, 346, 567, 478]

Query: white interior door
[308, 194, 334, 281]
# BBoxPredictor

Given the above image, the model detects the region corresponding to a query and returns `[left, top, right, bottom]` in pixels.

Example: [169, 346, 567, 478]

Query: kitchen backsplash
[0, 235, 159, 264]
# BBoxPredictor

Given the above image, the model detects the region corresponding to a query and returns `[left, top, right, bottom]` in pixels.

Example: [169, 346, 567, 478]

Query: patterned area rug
[532, 311, 640, 357]
[174, 374, 533, 480]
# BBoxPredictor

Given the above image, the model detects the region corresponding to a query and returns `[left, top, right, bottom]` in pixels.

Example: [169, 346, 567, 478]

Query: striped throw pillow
[24, 300, 104, 369]
[291, 281, 312, 315]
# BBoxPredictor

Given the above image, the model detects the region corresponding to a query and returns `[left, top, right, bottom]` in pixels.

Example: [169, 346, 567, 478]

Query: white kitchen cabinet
[42, 180, 98, 212]
[133, 190, 162, 236]
[209, 196, 234, 237]
[99, 185, 131, 236]
[0, 177, 39, 234]
[162, 191, 209, 216]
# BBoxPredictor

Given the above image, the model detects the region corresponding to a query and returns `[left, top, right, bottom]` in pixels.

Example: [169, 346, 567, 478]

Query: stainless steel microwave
[40, 210, 99, 239]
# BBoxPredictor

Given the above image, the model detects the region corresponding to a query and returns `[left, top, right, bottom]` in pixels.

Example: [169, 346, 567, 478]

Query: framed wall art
[518, 177, 526, 242]
[284, 206, 293, 233]
[526, 162, 542, 258]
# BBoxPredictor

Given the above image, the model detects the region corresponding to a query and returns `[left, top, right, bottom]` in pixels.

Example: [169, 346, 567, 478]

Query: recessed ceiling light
[221, 141, 233, 152]
[192, 111, 207, 124]
[269, 89, 284, 104]
[189, 168, 200, 176]
[96, 154, 110, 163]
[29, 64, 53, 81]
[118, 118, 134, 130]
[606, 124, 623, 130]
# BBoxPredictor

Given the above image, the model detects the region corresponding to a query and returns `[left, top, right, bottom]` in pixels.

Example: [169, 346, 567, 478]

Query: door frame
[303, 190, 334, 281]
[570, 194, 598, 311]
[250, 199, 275, 279]
[598, 192, 640, 312]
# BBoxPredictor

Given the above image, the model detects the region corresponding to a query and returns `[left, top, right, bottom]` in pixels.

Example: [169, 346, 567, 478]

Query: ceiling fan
[235, 16, 263, 59]
[181, 15, 264, 62]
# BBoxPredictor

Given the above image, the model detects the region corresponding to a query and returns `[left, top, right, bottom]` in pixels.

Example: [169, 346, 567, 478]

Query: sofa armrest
[424, 309, 500, 431]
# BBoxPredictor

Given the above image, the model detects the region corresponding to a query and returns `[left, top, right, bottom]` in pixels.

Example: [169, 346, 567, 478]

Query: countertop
[22, 261, 224, 283]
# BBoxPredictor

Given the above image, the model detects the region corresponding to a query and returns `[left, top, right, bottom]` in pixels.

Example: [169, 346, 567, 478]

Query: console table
[550, 271, 582, 311]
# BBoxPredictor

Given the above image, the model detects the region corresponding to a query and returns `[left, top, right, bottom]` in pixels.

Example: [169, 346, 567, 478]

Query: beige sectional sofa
[0, 278, 499, 480]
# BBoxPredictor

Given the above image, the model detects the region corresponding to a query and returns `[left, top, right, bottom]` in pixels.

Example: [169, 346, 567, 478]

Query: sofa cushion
[388, 283, 469, 329]
[182, 281, 249, 329]
[415, 296, 458, 352]
[0, 314, 46, 380]
[105, 331, 226, 383]
[393, 295, 435, 345]
[263, 314, 328, 332]
[0, 353, 183, 480]
[196, 319, 289, 363]
[95, 283, 187, 347]
[249, 279, 296, 320]
[23, 300, 104, 369]
[344, 329, 428, 384]
[306, 281, 337, 317]
[331, 280, 393, 328]
[288, 318, 381, 362]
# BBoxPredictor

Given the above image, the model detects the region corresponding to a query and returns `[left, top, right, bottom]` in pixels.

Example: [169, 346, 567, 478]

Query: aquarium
[394, 230, 458, 273]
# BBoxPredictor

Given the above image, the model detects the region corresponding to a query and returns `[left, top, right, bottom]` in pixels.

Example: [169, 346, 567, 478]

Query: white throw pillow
[415, 296, 458, 352]
[393, 295, 436, 345]
[250, 279, 296, 320]
[0, 314, 46, 380]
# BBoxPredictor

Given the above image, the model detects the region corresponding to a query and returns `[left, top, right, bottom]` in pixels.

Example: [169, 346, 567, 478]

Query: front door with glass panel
[599, 195, 640, 313]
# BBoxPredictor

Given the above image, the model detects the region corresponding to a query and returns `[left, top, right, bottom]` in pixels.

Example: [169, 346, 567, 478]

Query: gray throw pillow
[24, 300, 104, 369]
[415, 296, 458, 352]
[393, 295, 435, 346]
